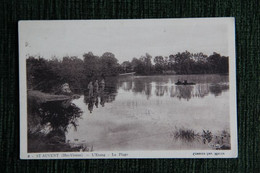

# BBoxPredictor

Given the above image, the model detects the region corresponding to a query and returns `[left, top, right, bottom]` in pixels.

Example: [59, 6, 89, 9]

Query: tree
[60, 56, 84, 90]
[140, 53, 153, 75]
[172, 51, 193, 74]
[154, 56, 164, 74]
[100, 52, 119, 76]
[169, 54, 176, 72]
[131, 58, 145, 75]
[192, 52, 207, 62]
[83, 52, 100, 78]
[26, 56, 63, 92]
[218, 56, 229, 73]
[121, 61, 132, 73]
[207, 52, 222, 73]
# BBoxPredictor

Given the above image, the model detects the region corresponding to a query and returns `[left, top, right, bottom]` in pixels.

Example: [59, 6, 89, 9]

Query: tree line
[122, 51, 228, 75]
[27, 51, 228, 93]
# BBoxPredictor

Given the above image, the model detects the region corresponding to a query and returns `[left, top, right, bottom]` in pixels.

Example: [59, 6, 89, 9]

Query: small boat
[175, 81, 195, 85]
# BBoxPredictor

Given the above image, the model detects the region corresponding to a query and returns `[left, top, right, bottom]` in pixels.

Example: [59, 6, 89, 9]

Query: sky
[19, 18, 233, 63]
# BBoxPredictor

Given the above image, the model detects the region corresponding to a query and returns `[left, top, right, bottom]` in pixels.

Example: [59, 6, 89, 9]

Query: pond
[65, 74, 230, 151]
[28, 74, 230, 152]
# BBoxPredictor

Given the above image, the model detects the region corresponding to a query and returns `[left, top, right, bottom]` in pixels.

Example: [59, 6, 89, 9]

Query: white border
[19, 18, 237, 159]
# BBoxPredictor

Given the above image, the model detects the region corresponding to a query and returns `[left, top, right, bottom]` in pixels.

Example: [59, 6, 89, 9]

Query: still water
[64, 74, 229, 151]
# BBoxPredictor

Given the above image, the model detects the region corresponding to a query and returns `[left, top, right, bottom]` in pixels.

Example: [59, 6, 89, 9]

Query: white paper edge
[19, 17, 238, 159]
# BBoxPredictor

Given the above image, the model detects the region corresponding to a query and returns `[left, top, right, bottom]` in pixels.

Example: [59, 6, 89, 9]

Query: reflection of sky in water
[66, 75, 230, 151]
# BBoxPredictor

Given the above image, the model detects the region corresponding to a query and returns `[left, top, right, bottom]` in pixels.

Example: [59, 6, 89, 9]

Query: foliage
[130, 51, 228, 75]
[27, 57, 63, 92]
[27, 52, 120, 92]
[26, 51, 228, 92]
[100, 52, 120, 76]
[120, 61, 132, 73]
[38, 101, 82, 131]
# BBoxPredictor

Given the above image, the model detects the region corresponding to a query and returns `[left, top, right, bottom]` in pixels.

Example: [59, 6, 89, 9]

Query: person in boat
[183, 80, 188, 85]
[94, 80, 99, 93]
[176, 79, 181, 84]
[88, 81, 94, 97]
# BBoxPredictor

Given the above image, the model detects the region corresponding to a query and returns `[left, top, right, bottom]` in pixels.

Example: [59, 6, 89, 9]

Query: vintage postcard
[19, 18, 237, 159]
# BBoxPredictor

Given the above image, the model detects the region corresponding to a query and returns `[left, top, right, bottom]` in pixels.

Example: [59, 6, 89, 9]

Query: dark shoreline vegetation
[27, 51, 228, 93]
[27, 51, 229, 152]
[27, 91, 93, 152]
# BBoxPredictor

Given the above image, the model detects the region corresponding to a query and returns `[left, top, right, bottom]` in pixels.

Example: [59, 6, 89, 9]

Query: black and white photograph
[19, 18, 237, 159]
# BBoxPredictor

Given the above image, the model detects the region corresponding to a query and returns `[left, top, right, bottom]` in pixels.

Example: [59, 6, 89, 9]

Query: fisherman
[94, 80, 99, 93]
[88, 81, 94, 97]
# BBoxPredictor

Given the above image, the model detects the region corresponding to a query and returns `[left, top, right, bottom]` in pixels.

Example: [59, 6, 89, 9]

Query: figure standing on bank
[94, 80, 99, 93]
[100, 78, 105, 91]
[88, 81, 93, 97]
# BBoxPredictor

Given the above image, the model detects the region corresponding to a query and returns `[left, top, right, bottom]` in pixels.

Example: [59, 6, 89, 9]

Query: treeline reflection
[119, 79, 229, 101]
[82, 76, 229, 113]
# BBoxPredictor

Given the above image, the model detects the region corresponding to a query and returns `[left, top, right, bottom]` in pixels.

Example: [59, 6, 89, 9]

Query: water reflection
[82, 75, 229, 113]
[83, 77, 118, 113]
[209, 84, 229, 96]
[132, 78, 152, 99]
[157, 83, 228, 100]
[81, 75, 229, 115]
[172, 85, 194, 100]
[118, 76, 229, 101]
